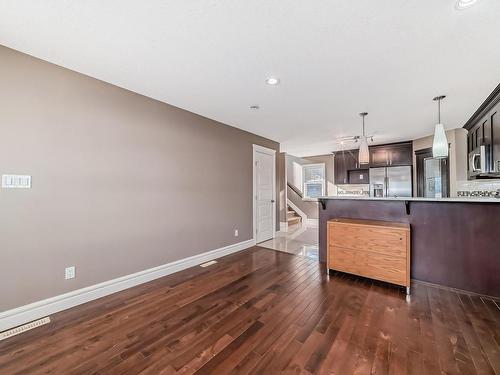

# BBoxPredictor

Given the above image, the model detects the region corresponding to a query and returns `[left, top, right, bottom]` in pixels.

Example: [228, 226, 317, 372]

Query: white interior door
[254, 145, 275, 243]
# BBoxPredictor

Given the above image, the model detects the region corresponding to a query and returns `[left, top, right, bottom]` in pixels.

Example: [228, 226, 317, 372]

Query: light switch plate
[2, 175, 32, 189]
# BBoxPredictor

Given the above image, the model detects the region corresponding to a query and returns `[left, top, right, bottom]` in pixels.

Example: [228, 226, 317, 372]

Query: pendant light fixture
[358, 112, 370, 165]
[432, 95, 448, 159]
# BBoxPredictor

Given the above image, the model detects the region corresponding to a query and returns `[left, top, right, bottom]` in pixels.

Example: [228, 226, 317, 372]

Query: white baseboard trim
[0, 238, 256, 332]
[306, 218, 319, 227]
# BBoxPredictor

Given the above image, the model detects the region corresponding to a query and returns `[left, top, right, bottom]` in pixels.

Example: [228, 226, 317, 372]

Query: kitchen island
[318, 196, 500, 297]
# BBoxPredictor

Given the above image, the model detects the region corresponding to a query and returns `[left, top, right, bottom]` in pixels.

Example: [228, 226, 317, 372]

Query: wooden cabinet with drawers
[327, 218, 411, 293]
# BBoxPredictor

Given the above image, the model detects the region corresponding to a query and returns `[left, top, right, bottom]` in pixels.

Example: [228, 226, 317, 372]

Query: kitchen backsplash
[336, 184, 370, 196]
[456, 179, 500, 196]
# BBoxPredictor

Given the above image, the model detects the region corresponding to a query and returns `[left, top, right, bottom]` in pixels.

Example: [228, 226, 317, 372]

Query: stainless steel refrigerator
[369, 166, 412, 198]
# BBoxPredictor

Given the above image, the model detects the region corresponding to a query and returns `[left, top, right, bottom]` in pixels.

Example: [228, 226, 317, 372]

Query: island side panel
[319, 199, 500, 297]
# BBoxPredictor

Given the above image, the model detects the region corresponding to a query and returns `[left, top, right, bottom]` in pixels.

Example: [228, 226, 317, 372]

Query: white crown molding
[0, 238, 255, 332]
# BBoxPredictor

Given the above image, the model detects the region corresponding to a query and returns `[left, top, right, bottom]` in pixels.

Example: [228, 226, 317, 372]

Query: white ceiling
[1, 1, 499, 156]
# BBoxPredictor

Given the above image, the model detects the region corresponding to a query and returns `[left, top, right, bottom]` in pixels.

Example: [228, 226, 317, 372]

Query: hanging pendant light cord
[438, 98, 441, 123]
[433, 95, 446, 124]
[359, 112, 368, 138]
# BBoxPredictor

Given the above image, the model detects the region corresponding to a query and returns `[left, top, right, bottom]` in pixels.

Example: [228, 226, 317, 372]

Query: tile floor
[258, 223, 319, 260]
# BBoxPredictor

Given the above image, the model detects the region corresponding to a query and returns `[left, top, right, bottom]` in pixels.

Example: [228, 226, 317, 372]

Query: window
[302, 163, 325, 199]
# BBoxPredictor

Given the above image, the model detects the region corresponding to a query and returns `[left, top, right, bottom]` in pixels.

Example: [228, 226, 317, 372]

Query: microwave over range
[468, 145, 500, 178]
[465, 87, 500, 179]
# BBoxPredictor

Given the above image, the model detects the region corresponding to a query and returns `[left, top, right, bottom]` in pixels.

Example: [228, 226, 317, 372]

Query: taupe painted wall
[0, 46, 279, 311]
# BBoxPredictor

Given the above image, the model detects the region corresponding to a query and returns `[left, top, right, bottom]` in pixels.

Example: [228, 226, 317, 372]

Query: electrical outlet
[2, 175, 31, 188]
[65, 266, 75, 280]
[234, 229, 239, 237]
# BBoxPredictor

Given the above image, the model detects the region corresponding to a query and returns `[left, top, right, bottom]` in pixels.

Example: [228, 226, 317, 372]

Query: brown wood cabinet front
[334, 150, 359, 184]
[369, 142, 413, 167]
[334, 142, 413, 185]
[327, 218, 410, 289]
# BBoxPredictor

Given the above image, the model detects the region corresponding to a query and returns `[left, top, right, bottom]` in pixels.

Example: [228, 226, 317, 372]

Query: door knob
[271, 200, 275, 203]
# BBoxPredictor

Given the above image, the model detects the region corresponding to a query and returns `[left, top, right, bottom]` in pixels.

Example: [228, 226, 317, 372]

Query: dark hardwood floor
[0, 246, 499, 374]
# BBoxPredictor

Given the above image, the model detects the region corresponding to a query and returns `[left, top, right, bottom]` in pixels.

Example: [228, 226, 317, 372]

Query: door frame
[415, 147, 450, 198]
[253, 144, 276, 243]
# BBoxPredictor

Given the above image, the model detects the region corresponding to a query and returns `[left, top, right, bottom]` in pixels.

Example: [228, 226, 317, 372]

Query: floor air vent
[0, 317, 51, 341]
[200, 260, 218, 268]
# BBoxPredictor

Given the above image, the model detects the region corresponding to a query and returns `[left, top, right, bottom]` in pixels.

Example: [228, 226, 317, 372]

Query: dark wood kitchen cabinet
[334, 142, 412, 185]
[334, 151, 348, 185]
[334, 161, 346, 185]
[345, 149, 359, 170]
[463, 84, 500, 176]
[369, 146, 390, 167]
[369, 142, 412, 167]
[388, 143, 413, 166]
[334, 150, 359, 184]
[466, 103, 498, 153]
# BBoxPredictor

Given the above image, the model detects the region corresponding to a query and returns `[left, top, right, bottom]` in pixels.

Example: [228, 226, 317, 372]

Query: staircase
[287, 206, 302, 226]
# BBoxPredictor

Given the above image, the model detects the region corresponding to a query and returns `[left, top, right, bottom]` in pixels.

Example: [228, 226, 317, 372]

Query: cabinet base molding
[411, 279, 500, 301]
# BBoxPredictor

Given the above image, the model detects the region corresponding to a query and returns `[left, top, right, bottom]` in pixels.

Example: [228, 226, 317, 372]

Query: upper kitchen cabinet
[334, 149, 361, 184]
[369, 146, 390, 167]
[334, 158, 347, 185]
[334, 142, 412, 184]
[345, 149, 360, 170]
[464, 83, 500, 178]
[369, 142, 413, 167]
[388, 143, 413, 166]
[334, 150, 351, 184]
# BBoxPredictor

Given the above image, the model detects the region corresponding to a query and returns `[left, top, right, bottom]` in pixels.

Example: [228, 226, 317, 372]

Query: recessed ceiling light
[250, 105, 260, 110]
[455, 0, 480, 10]
[265, 77, 280, 86]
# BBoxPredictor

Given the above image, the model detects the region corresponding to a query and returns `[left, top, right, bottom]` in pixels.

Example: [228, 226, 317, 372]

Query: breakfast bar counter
[318, 196, 500, 297]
